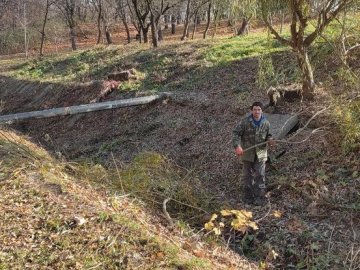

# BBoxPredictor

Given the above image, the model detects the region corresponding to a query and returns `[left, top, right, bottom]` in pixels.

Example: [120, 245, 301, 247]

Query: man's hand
[235, 146, 244, 156]
[267, 138, 276, 147]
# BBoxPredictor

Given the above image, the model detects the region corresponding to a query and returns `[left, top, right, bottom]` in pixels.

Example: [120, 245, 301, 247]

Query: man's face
[251, 106, 262, 120]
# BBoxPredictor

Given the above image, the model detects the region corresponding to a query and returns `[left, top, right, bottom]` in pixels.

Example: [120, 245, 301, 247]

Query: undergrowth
[76, 151, 220, 226]
[0, 129, 248, 269]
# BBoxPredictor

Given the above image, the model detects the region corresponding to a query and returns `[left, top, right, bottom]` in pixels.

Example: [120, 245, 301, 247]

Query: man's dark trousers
[242, 156, 266, 202]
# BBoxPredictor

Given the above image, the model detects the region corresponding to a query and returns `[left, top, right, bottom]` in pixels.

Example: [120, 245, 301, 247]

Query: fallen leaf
[272, 210, 282, 218]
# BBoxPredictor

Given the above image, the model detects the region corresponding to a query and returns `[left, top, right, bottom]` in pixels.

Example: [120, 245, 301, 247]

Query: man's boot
[253, 188, 266, 206]
[242, 186, 254, 204]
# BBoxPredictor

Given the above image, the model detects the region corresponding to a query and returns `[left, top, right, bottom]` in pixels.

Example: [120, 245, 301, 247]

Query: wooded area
[0, 0, 359, 96]
[0, 1, 359, 269]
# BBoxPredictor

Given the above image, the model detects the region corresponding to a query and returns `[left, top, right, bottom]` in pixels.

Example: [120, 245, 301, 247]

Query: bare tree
[181, 0, 209, 40]
[227, 0, 257, 36]
[146, 0, 175, 47]
[203, 1, 211, 39]
[116, 0, 131, 43]
[93, 0, 113, 44]
[39, 0, 55, 56]
[77, 0, 90, 21]
[56, 0, 77, 50]
[131, 0, 151, 43]
[260, 0, 355, 98]
[334, 7, 360, 67]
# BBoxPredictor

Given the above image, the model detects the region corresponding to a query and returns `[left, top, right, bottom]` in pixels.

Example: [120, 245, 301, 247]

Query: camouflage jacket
[232, 114, 272, 162]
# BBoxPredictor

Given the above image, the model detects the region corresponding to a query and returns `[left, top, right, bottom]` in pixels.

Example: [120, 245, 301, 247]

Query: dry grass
[0, 128, 255, 269]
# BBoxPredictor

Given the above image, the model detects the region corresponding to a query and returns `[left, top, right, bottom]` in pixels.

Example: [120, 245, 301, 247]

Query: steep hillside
[0, 128, 255, 269]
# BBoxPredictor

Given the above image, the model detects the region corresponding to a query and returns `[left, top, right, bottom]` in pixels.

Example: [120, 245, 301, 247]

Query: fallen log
[0, 92, 170, 124]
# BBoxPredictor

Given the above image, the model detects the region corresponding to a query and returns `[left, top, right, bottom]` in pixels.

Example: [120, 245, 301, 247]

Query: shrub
[334, 99, 360, 153]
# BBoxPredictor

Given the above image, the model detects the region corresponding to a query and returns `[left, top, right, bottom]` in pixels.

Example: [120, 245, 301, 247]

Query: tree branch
[259, 0, 291, 46]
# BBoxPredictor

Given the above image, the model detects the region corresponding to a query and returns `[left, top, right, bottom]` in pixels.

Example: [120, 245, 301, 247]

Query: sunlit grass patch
[1, 44, 147, 83]
[205, 32, 287, 64]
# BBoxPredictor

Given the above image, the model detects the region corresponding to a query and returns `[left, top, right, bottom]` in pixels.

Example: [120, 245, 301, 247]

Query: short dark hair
[250, 101, 264, 110]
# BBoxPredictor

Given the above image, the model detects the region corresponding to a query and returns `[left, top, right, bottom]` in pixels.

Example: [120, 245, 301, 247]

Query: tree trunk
[181, 21, 190, 40]
[142, 27, 149, 43]
[181, 0, 191, 40]
[171, 15, 176, 34]
[104, 25, 112, 44]
[158, 27, 163, 41]
[117, 7, 131, 43]
[123, 18, 131, 43]
[296, 49, 315, 99]
[237, 18, 249, 35]
[196, 15, 201, 25]
[164, 14, 169, 29]
[40, 0, 50, 56]
[70, 26, 77, 50]
[0, 93, 170, 124]
[203, 2, 211, 39]
[280, 11, 284, 34]
[150, 14, 158, 47]
[191, 10, 198, 39]
[97, 1, 102, 44]
[212, 9, 219, 38]
[23, 1, 28, 58]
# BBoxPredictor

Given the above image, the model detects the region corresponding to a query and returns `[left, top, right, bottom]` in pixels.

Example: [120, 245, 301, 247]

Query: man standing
[232, 102, 274, 205]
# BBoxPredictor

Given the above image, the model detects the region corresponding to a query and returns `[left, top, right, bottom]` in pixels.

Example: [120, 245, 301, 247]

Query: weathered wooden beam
[0, 92, 170, 124]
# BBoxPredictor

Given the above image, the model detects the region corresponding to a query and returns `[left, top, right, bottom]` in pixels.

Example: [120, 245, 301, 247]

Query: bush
[118, 152, 215, 221]
[334, 99, 360, 152]
[78, 152, 217, 224]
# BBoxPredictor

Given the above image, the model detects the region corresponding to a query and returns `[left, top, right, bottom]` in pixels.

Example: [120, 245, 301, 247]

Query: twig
[281, 182, 356, 211]
[87, 263, 103, 270]
[110, 151, 124, 194]
[326, 226, 335, 266]
[163, 197, 174, 227]
[291, 107, 329, 139]
[136, 188, 209, 214]
[255, 196, 272, 223]
[243, 127, 324, 153]
[0, 129, 39, 160]
[226, 228, 234, 249]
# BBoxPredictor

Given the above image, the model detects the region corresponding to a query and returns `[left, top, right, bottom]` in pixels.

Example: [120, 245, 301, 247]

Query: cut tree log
[267, 86, 302, 106]
[0, 92, 170, 124]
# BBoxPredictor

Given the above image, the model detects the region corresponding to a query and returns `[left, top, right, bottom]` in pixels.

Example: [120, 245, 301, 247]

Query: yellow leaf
[213, 227, 222, 235]
[220, 210, 233, 216]
[272, 210, 282, 218]
[237, 225, 248, 234]
[247, 221, 259, 230]
[204, 221, 214, 231]
[209, 213, 218, 222]
[231, 218, 246, 230]
[232, 210, 253, 219]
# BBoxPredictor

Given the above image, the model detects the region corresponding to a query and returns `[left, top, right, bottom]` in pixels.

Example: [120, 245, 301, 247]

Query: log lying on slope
[0, 92, 170, 124]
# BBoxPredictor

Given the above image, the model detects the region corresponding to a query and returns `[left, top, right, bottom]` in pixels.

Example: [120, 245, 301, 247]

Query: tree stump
[267, 86, 303, 106]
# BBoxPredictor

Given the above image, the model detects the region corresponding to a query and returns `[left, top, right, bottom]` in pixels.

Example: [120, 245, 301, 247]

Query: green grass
[205, 32, 287, 64]
[2, 44, 147, 83]
[0, 31, 288, 93]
